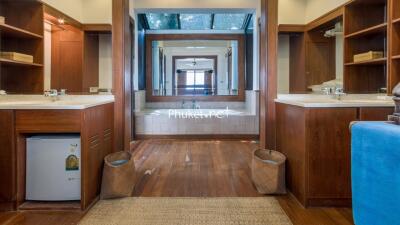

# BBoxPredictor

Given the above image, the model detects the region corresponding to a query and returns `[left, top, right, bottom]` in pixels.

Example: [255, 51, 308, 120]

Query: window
[141, 13, 252, 31]
[180, 14, 212, 30]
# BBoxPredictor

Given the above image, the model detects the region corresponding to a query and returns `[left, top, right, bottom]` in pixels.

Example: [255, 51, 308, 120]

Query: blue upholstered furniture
[351, 122, 400, 225]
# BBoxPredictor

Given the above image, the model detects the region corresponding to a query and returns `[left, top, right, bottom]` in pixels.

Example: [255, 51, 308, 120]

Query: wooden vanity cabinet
[0, 110, 15, 211]
[276, 103, 394, 207]
[0, 103, 114, 212]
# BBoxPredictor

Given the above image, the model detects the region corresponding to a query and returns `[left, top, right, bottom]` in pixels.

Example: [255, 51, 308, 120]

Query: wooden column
[260, 0, 278, 149]
[112, 0, 132, 151]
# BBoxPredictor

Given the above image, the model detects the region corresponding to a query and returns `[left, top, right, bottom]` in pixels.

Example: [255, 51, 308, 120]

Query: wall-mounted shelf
[393, 55, 400, 60]
[345, 23, 387, 39]
[0, 23, 43, 39]
[343, 0, 388, 93]
[0, 58, 43, 67]
[345, 58, 387, 66]
[393, 18, 400, 25]
[0, 0, 44, 94]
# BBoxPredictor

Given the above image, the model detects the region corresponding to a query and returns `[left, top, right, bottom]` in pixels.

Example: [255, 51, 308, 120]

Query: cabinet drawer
[16, 110, 81, 132]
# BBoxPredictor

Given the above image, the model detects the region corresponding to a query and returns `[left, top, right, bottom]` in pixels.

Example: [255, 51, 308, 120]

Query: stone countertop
[275, 94, 395, 108]
[0, 95, 115, 109]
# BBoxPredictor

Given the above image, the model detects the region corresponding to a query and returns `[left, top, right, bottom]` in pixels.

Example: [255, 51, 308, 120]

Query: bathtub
[135, 108, 259, 136]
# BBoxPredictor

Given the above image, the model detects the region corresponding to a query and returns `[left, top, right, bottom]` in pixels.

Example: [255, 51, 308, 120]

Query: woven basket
[251, 149, 286, 194]
[100, 151, 136, 199]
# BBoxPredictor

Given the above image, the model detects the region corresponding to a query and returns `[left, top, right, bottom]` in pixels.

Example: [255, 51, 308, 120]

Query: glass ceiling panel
[213, 14, 247, 30]
[247, 15, 254, 30]
[146, 13, 179, 29]
[180, 14, 212, 30]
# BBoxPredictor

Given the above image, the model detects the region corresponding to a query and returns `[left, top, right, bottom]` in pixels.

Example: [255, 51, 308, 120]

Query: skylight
[141, 13, 252, 31]
[145, 13, 179, 30]
[213, 14, 247, 30]
[180, 14, 212, 30]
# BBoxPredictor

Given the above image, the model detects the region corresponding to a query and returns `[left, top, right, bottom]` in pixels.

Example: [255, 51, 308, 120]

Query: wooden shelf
[345, 58, 387, 66]
[345, 23, 387, 39]
[0, 58, 43, 67]
[0, 23, 43, 39]
[393, 18, 400, 25]
[393, 55, 400, 60]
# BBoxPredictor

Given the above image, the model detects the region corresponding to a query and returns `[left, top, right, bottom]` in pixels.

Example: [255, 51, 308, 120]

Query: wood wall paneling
[305, 31, 336, 88]
[83, 34, 100, 93]
[289, 34, 307, 93]
[259, 0, 278, 149]
[112, 0, 132, 151]
[51, 25, 84, 92]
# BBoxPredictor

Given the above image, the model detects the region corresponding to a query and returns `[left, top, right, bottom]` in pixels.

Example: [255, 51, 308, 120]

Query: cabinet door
[359, 107, 394, 121]
[0, 110, 15, 211]
[306, 108, 357, 202]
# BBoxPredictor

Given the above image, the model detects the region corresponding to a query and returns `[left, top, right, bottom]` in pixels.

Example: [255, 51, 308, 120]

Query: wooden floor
[0, 140, 354, 225]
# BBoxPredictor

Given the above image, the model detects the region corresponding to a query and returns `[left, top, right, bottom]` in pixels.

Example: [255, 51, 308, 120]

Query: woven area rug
[79, 197, 293, 225]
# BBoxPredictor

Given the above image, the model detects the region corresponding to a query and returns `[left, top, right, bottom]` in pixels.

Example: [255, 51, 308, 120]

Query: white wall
[278, 35, 290, 94]
[81, 0, 112, 24]
[278, 0, 350, 24]
[305, 0, 349, 23]
[42, 0, 83, 22]
[278, 0, 307, 24]
[42, 0, 112, 23]
[99, 34, 113, 89]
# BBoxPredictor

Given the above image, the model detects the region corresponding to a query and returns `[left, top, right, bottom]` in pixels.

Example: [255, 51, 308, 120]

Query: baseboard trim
[306, 198, 352, 208]
[135, 134, 259, 140]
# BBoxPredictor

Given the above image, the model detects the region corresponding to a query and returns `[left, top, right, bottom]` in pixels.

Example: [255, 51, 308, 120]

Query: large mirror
[146, 35, 245, 101]
[42, 3, 113, 95]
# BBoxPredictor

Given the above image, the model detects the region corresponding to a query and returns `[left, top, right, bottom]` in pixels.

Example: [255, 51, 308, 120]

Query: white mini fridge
[26, 135, 81, 201]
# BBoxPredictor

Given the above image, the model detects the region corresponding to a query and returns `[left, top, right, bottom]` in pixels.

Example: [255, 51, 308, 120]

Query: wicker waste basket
[100, 151, 136, 199]
[252, 149, 286, 194]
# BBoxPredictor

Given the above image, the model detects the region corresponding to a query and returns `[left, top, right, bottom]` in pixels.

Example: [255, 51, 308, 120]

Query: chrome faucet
[334, 87, 346, 100]
[192, 100, 200, 109]
[181, 100, 186, 109]
[44, 89, 67, 101]
[321, 86, 334, 95]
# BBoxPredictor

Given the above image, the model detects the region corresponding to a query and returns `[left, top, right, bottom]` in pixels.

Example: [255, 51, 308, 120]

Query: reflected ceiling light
[57, 18, 65, 24]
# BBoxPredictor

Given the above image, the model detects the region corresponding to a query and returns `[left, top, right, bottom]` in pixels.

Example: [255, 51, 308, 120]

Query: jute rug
[79, 197, 293, 225]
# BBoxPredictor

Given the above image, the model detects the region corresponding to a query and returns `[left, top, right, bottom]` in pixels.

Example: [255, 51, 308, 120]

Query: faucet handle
[59, 89, 67, 95]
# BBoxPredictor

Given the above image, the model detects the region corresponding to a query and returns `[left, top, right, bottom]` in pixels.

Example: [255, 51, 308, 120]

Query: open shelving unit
[389, 0, 400, 92]
[0, 0, 44, 93]
[344, 0, 388, 93]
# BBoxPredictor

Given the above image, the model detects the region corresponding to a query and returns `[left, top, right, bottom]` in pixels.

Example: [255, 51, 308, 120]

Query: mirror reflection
[151, 40, 239, 96]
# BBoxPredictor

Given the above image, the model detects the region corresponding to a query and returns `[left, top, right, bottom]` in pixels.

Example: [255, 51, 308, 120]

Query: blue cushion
[351, 122, 400, 225]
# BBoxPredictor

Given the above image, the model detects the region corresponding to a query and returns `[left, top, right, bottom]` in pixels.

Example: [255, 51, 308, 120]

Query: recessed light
[57, 18, 65, 24]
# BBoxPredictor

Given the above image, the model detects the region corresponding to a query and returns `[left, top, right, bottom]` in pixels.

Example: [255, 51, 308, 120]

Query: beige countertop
[275, 94, 395, 108]
[0, 95, 115, 109]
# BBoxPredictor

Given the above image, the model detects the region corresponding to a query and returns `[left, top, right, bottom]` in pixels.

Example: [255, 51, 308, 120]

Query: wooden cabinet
[0, 103, 114, 212]
[276, 103, 394, 207]
[0, 110, 15, 211]
[0, 0, 44, 93]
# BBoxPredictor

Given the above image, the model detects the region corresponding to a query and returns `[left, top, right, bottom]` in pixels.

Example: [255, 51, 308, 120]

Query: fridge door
[26, 135, 81, 201]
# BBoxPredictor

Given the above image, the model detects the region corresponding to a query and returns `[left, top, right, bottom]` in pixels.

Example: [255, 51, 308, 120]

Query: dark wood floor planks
[0, 140, 353, 225]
